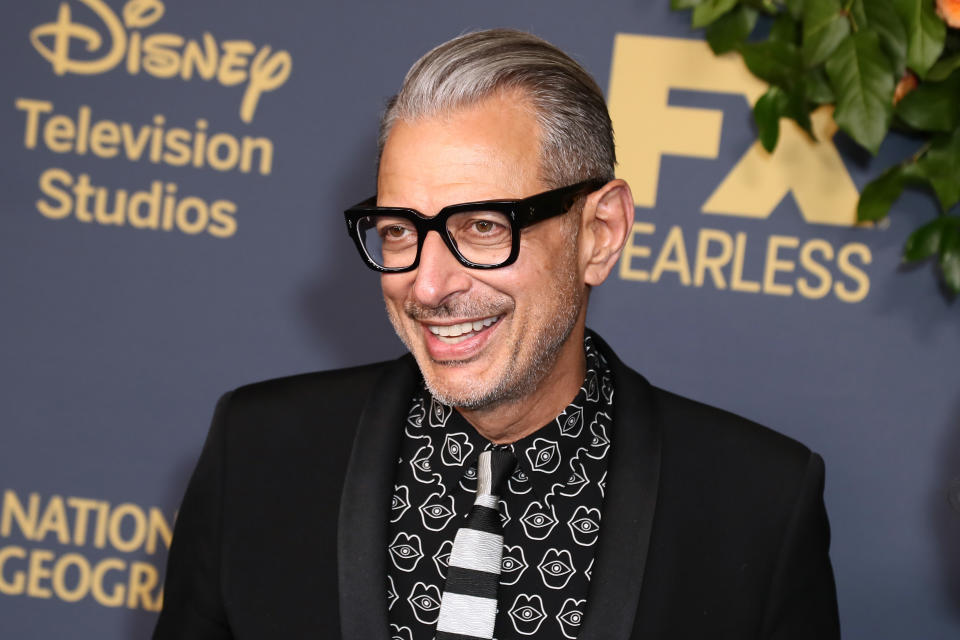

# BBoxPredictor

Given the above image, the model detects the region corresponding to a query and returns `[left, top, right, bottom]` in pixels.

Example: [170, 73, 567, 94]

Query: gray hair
[378, 28, 616, 187]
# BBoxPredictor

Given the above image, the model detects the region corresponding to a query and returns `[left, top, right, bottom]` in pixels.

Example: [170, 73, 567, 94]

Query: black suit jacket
[154, 334, 840, 639]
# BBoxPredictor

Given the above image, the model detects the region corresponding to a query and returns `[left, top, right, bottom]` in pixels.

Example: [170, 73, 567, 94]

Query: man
[155, 29, 840, 640]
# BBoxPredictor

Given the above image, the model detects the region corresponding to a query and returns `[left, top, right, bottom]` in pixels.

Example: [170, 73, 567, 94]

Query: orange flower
[893, 71, 918, 105]
[937, 0, 960, 28]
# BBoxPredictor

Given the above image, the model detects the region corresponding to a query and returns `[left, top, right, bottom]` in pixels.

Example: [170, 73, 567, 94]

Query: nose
[411, 231, 471, 308]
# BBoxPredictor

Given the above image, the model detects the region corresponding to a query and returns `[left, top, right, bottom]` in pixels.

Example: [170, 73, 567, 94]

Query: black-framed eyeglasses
[343, 178, 606, 273]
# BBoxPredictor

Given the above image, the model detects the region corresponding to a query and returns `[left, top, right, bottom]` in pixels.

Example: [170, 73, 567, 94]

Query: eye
[571, 517, 599, 534]
[412, 594, 439, 612]
[511, 605, 544, 623]
[559, 610, 583, 625]
[545, 561, 569, 576]
[522, 512, 555, 529]
[391, 544, 417, 558]
[420, 503, 453, 519]
[377, 219, 415, 242]
[464, 466, 477, 479]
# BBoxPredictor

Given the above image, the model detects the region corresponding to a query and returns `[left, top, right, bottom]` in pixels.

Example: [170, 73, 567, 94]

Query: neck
[456, 325, 587, 444]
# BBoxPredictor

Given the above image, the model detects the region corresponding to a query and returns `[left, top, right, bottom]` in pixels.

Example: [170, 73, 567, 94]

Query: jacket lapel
[338, 355, 419, 640]
[578, 332, 662, 640]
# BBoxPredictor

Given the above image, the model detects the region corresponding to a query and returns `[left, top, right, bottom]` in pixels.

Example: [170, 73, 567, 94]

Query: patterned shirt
[387, 336, 614, 640]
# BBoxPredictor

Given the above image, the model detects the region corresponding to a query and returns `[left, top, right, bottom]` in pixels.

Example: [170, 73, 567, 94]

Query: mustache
[403, 297, 509, 321]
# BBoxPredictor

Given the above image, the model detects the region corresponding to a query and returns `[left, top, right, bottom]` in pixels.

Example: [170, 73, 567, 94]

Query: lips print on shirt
[519, 500, 558, 540]
[500, 544, 529, 585]
[389, 624, 413, 640]
[557, 448, 589, 498]
[459, 465, 478, 492]
[537, 548, 575, 589]
[387, 574, 399, 610]
[428, 397, 451, 428]
[391, 485, 410, 523]
[587, 417, 610, 460]
[409, 443, 435, 483]
[584, 369, 600, 402]
[568, 505, 601, 546]
[509, 593, 548, 635]
[509, 466, 532, 494]
[407, 399, 426, 429]
[441, 432, 473, 466]
[389, 532, 424, 572]
[432, 539, 453, 579]
[557, 598, 587, 638]
[418, 491, 456, 531]
[407, 582, 442, 624]
[525, 438, 561, 473]
[556, 404, 584, 438]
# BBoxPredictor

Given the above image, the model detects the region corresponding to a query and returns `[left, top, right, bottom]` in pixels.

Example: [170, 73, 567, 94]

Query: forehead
[377, 91, 544, 212]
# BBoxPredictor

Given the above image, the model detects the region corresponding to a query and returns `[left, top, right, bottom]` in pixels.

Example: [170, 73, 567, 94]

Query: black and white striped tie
[435, 448, 516, 640]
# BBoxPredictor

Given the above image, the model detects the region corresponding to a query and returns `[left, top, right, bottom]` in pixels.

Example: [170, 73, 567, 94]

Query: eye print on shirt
[508, 593, 548, 635]
[509, 467, 531, 494]
[410, 443, 435, 483]
[557, 597, 587, 639]
[459, 465, 478, 493]
[388, 532, 423, 572]
[407, 399, 426, 429]
[407, 581, 442, 624]
[536, 548, 575, 589]
[519, 500, 559, 540]
[389, 623, 413, 640]
[418, 491, 456, 531]
[428, 397, 452, 428]
[387, 575, 398, 610]
[525, 438, 561, 474]
[556, 404, 584, 438]
[557, 448, 589, 498]
[432, 539, 453, 579]
[390, 485, 410, 523]
[441, 432, 473, 466]
[587, 417, 610, 460]
[568, 505, 601, 546]
[499, 544, 529, 585]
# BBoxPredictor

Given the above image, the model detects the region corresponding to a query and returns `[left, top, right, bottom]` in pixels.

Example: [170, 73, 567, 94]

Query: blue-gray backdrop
[1, 1, 958, 638]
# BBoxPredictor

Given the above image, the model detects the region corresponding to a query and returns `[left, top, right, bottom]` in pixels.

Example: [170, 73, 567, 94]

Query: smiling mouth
[426, 315, 502, 344]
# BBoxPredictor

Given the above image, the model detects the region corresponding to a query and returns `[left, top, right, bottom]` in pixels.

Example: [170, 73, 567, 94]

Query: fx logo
[608, 34, 859, 226]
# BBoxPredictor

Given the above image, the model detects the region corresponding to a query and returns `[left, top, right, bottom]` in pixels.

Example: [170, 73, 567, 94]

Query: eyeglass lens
[357, 209, 513, 268]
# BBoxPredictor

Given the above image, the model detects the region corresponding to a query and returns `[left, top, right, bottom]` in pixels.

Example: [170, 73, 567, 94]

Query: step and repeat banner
[1, 1, 957, 638]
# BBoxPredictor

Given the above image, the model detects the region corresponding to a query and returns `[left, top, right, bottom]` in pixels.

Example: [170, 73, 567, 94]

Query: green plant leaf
[903, 216, 944, 261]
[803, 0, 851, 67]
[692, 0, 739, 27]
[940, 222, 960, 293]
[754, 87, 785, 151]
[913, 128, 960, 210]
[860, 0, 909, 77]
[927, 52, 960, 82]
[740, 40, 803, 90]
[858, 164, 907, 222]
[896, 71, 960, 132]
[893, 0, 947, 78]
[753, 85, 813, 151]
[803, 66, 835, 103]
[769, 12, 800, 44]
[825, 32, 896, 154]
[707, 5, 759, 53]
[671, 0, 704, 9]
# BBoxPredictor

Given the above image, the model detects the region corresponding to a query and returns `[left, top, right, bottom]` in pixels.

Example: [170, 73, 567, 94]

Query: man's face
[377, 91, 587, 410]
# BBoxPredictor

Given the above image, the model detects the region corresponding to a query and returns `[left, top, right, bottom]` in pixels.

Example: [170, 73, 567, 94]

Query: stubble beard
[385, 233, 584, 412]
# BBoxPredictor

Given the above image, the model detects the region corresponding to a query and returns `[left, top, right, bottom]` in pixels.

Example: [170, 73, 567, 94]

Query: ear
[579, 179, 635, 286]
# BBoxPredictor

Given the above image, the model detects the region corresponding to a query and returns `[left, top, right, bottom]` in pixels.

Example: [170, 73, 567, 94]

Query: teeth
[428, 316, 500, 343]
